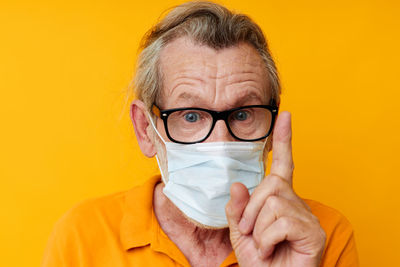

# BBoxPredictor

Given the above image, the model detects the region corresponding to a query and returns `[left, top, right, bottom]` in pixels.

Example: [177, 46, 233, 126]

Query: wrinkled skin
[131, 36, 326, 267]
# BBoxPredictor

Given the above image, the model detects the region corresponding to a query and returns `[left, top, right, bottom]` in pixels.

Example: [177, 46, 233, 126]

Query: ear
[130, 100, 157, 157]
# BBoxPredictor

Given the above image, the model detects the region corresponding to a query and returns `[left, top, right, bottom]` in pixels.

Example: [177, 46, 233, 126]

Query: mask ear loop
[147, 112, 166, 144]
[147, 112, 169, 184]
[262, 137, 268, 150]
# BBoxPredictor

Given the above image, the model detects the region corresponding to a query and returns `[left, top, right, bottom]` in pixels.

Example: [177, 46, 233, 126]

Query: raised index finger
[270, 111, 294, 184]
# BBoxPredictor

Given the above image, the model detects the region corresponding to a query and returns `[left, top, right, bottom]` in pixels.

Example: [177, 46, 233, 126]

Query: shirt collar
[119, 174, 238, 266]
[120, 175, 161, 250]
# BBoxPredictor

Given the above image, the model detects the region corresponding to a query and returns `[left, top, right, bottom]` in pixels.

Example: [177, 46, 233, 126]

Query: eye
[184, 112, 200, 123]
[233, 110, 250, 121]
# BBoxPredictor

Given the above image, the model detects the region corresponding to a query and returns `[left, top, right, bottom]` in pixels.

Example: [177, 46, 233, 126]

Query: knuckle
[269, 174, 281, 185]
[266, 196, 280, 219]
[268, 174, 290, 195]
[278, 216, 293, 229]
[267, 175, 284, 191]
[252, 178, 269, 197]
[266, 195, 280, 210]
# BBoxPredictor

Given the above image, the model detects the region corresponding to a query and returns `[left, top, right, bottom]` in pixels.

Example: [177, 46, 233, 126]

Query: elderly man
[42, 1, 359, 266]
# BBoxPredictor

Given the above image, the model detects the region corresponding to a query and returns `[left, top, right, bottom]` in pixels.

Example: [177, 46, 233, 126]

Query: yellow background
[1, 0, 399, 266]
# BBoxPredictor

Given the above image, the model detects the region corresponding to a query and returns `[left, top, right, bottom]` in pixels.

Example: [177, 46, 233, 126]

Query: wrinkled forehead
[157, 37, 271, 108]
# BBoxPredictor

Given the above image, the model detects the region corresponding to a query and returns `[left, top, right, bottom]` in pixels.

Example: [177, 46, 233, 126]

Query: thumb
[226, 183, 250, 244]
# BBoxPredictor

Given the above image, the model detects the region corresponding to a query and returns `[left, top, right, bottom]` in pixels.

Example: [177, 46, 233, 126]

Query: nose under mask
[148, 113, 267, 228]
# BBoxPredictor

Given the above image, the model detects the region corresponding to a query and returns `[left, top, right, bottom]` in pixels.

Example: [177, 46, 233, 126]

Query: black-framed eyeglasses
[152, 104, 278, 144]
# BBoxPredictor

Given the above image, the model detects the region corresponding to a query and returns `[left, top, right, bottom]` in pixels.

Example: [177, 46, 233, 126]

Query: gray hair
[133, 1, 281, 110]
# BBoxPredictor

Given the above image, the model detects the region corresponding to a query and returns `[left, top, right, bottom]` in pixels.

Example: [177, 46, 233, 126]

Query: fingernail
[238, 217, 248, 233]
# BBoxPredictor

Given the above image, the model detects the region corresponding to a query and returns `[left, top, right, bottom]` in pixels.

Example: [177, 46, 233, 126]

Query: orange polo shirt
[41, 175, 359, 266]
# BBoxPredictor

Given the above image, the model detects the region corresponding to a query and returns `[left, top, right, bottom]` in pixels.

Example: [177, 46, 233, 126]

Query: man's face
[148, 37, 273, 228]
[154, 36, 271, 143]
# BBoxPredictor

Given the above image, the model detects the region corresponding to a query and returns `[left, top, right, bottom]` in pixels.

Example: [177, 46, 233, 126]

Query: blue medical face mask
[148, 114, 267, 228]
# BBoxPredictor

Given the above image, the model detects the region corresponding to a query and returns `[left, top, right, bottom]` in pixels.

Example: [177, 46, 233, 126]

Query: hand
[226, 111, 326, 267]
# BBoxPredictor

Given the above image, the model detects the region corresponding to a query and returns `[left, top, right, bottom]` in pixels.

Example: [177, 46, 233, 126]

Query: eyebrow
[173, 92, 206, 107]
[172, 91, 265, 109]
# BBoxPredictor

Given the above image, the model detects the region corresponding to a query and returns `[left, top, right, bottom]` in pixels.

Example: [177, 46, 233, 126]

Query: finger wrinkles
[271, 154, 294, 176]
[258, 216, 297, 259]
[269, 196, 304, 219]
[266, 195, 282, 216]
[267, 175, 287, 195]
[270, 196, 319, 225]
[252, 202, 276, 245]
[252, 194, 313, 246]
[239, 175, 291, 234]
[276, 216, 295, 230]
[258, 216, 325, 260]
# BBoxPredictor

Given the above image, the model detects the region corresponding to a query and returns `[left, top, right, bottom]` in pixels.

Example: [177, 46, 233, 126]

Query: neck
[153, 182, 232, 264]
